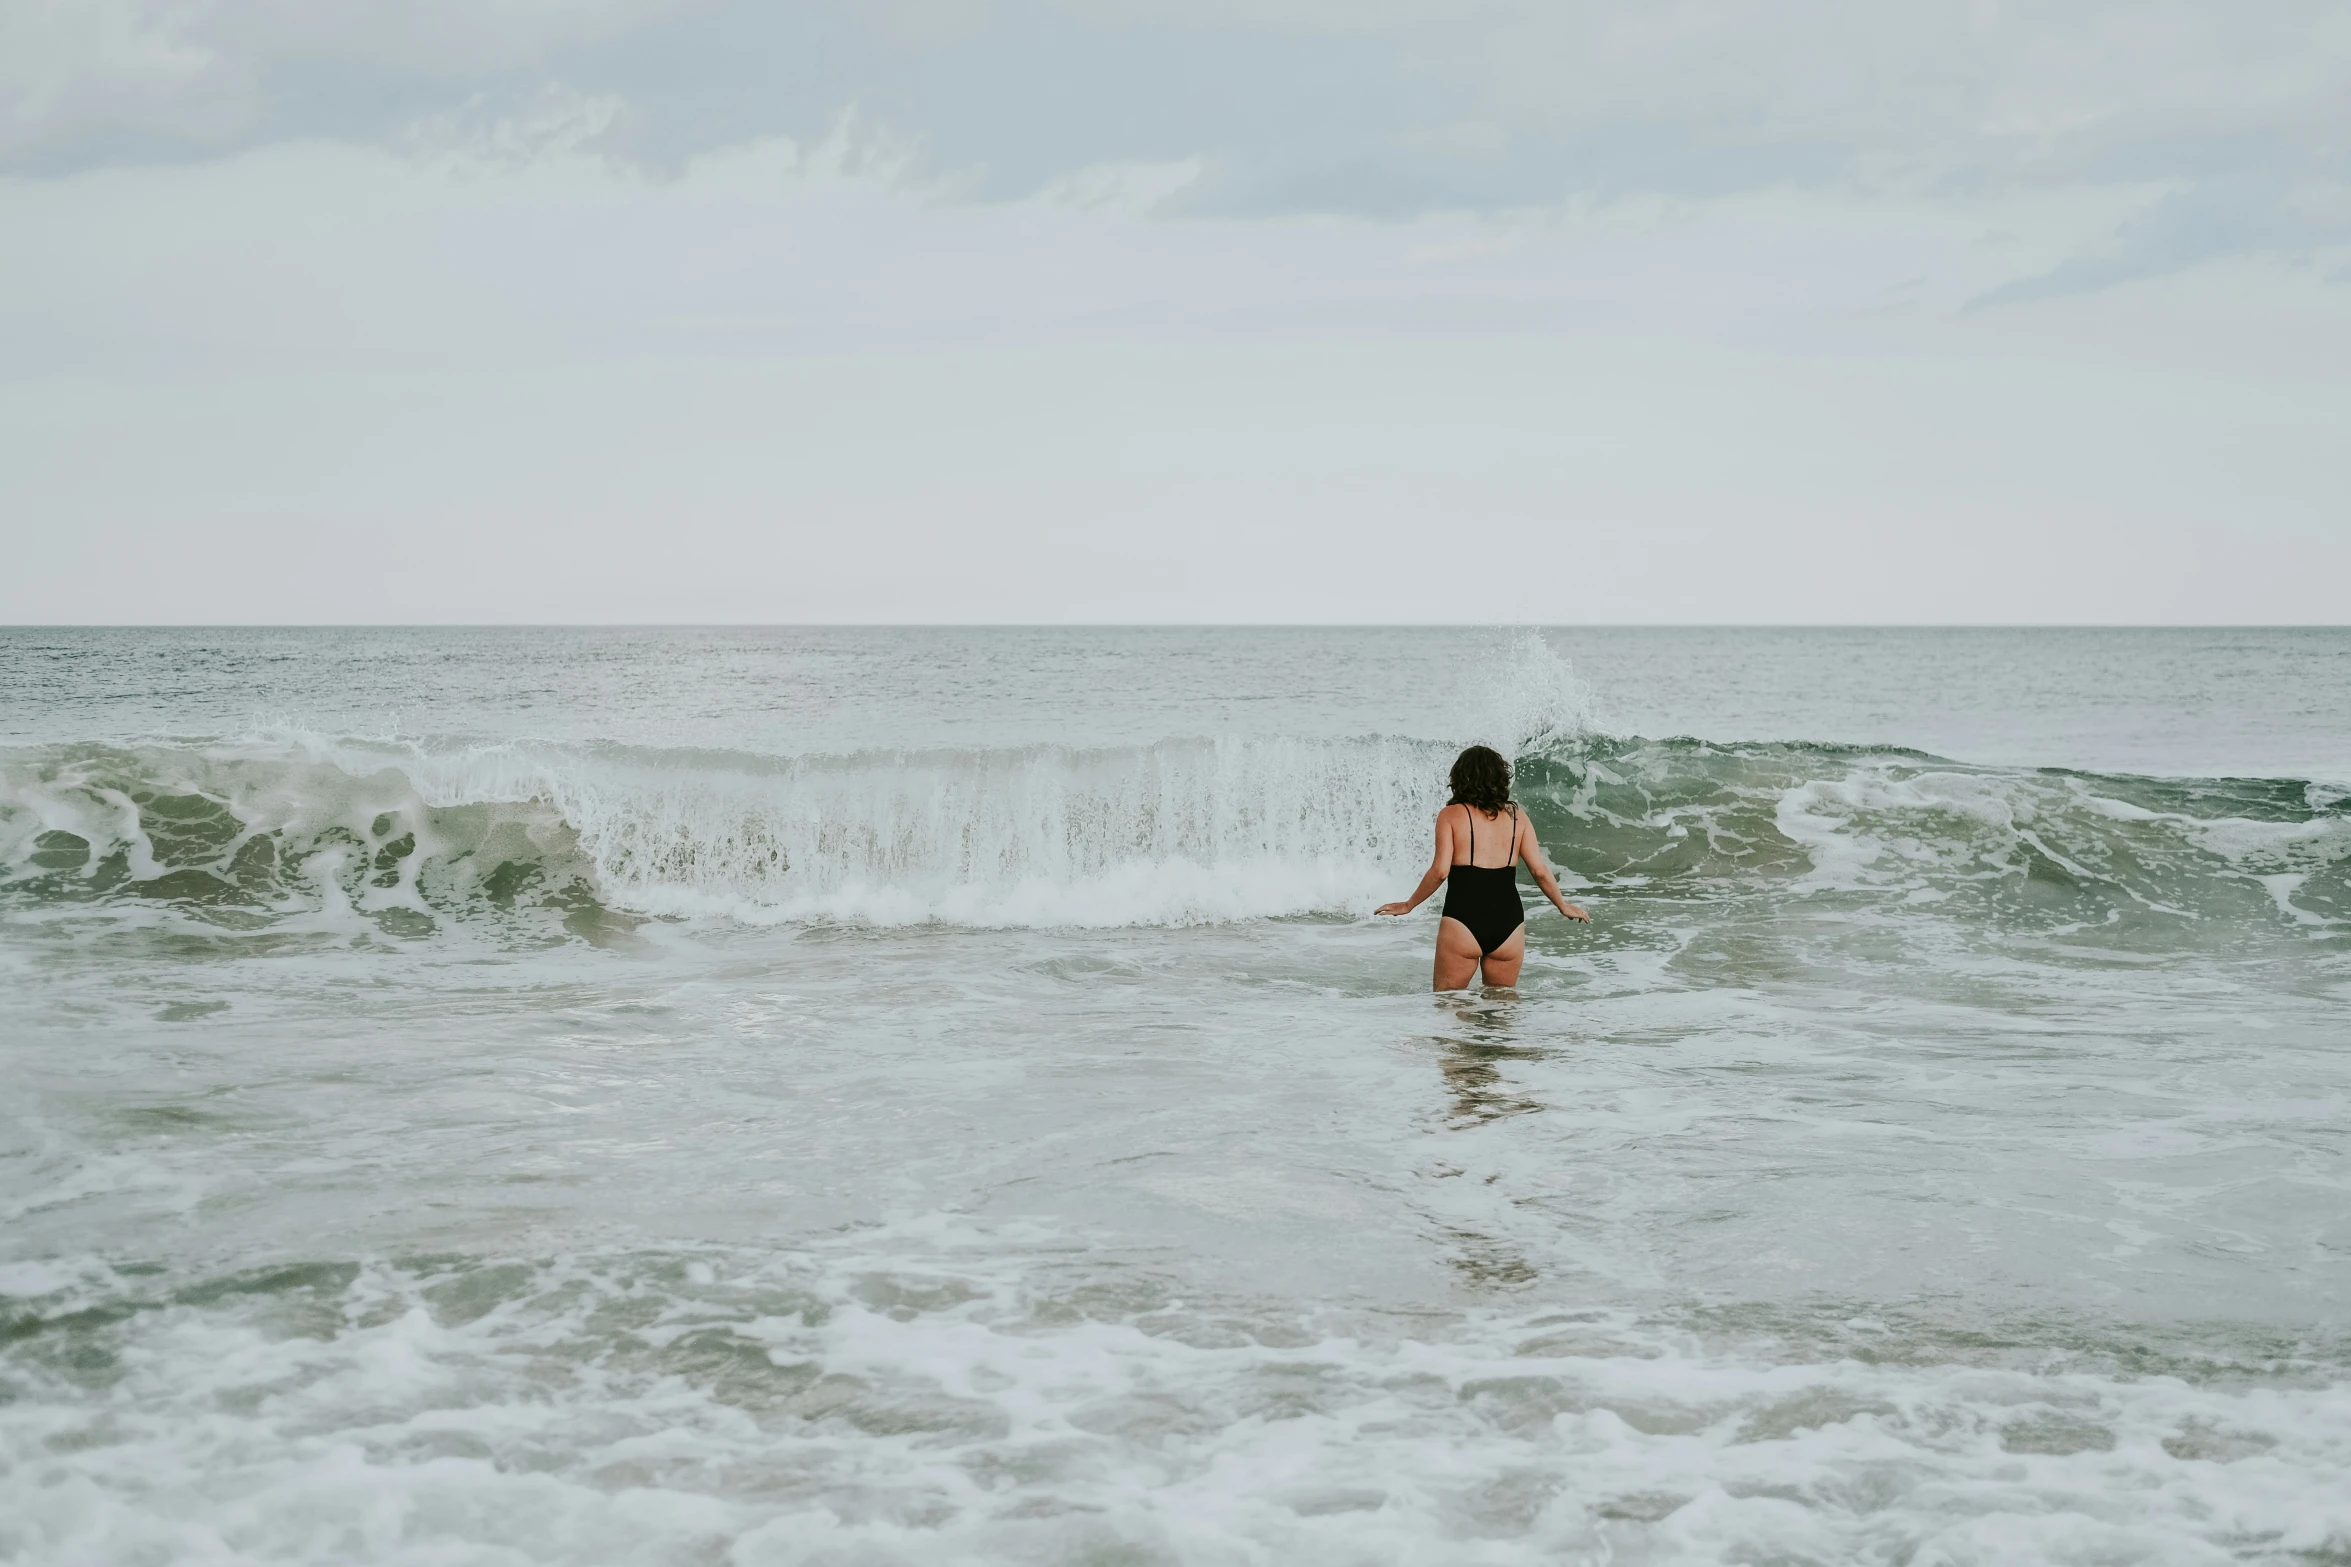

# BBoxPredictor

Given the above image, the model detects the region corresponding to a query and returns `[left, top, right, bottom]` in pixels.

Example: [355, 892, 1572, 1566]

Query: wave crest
[3, 732, 2345, 940]
[0, 735, 1456, 932]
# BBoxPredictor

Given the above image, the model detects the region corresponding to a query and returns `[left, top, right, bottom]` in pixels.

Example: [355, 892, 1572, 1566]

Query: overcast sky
[4, 0, 2347, 623]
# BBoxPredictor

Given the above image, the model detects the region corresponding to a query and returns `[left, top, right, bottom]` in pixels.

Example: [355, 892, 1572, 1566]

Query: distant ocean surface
[4, 626, 2348, 1566]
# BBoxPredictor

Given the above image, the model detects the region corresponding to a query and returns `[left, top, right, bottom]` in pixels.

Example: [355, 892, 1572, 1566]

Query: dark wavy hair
[1448, 745, 1512, 814]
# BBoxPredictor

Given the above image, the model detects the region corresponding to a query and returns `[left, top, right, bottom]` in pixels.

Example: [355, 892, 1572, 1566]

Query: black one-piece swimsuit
[1440, 804, 1526, 955]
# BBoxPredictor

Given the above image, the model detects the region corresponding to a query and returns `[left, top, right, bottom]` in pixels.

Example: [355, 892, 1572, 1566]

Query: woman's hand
[1513, 820, 1589, 924]
[1383, 814, 1458, 920]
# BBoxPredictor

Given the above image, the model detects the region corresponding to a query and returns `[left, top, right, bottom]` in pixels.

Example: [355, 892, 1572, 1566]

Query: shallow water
[3, 626, 2348, 1566]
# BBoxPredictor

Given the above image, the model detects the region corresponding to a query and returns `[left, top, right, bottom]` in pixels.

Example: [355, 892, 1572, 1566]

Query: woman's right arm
[1376, 809, 1454, 916]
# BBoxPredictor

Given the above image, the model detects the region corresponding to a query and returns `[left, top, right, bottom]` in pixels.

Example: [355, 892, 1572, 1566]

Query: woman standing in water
[1378, 745, 1589, 990]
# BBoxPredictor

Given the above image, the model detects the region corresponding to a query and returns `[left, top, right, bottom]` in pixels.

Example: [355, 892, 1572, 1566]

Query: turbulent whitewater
[3, 626, 2348, 1566]
[0, 733, 1457, 930]
[6, 732, 2344, 936]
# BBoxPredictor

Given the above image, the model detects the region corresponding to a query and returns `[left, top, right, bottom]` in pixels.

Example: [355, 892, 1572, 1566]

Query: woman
[1377, 745, 1589, 990]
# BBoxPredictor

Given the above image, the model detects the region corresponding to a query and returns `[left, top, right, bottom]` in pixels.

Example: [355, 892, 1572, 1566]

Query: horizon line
[3, 622, 2347, 633]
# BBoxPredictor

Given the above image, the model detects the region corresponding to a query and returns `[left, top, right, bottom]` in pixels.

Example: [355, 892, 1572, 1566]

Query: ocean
[3, 625, 2347, 1565]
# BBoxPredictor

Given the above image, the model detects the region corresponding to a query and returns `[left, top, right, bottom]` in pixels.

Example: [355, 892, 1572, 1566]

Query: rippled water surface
[3, 626, 2348, 1566]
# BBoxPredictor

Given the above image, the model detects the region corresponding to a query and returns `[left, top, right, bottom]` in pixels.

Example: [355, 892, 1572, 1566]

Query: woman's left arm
[1517, 813, 1590, 922]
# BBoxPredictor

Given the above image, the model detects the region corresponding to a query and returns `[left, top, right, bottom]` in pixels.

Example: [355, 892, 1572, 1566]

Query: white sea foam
[1473, 629, 1600, 760]
[539, 735, 1450, 926]
[1771, 767, 2026, 892]
[1760, 759, 2351, 928]
[1, 732, 1460, 929]
[4, 1231, 2347, 1567]
[5, 712, 2344, 934]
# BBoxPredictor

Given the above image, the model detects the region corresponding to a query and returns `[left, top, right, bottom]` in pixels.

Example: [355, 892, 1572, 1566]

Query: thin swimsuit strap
[1461, 802, 1517, 869]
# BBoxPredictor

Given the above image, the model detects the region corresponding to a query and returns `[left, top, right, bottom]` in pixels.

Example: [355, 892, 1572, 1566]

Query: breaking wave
[2, 729, 2346, 940]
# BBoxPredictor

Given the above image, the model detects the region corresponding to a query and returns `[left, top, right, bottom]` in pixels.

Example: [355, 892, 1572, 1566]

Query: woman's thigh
[1434, 917, 1485, 991]
[1478, 924, 1527, 987]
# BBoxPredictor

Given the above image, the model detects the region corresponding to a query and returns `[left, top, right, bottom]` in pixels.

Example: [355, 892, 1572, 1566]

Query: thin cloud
[1972, 174, 2347, 307]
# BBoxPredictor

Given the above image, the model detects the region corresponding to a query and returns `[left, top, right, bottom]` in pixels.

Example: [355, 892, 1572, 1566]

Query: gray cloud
[4, 0, 2348, 291]
[1973, 170, 2345, 307]
[5, 5, 2348, 627]
[0, 0, 690, 164]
